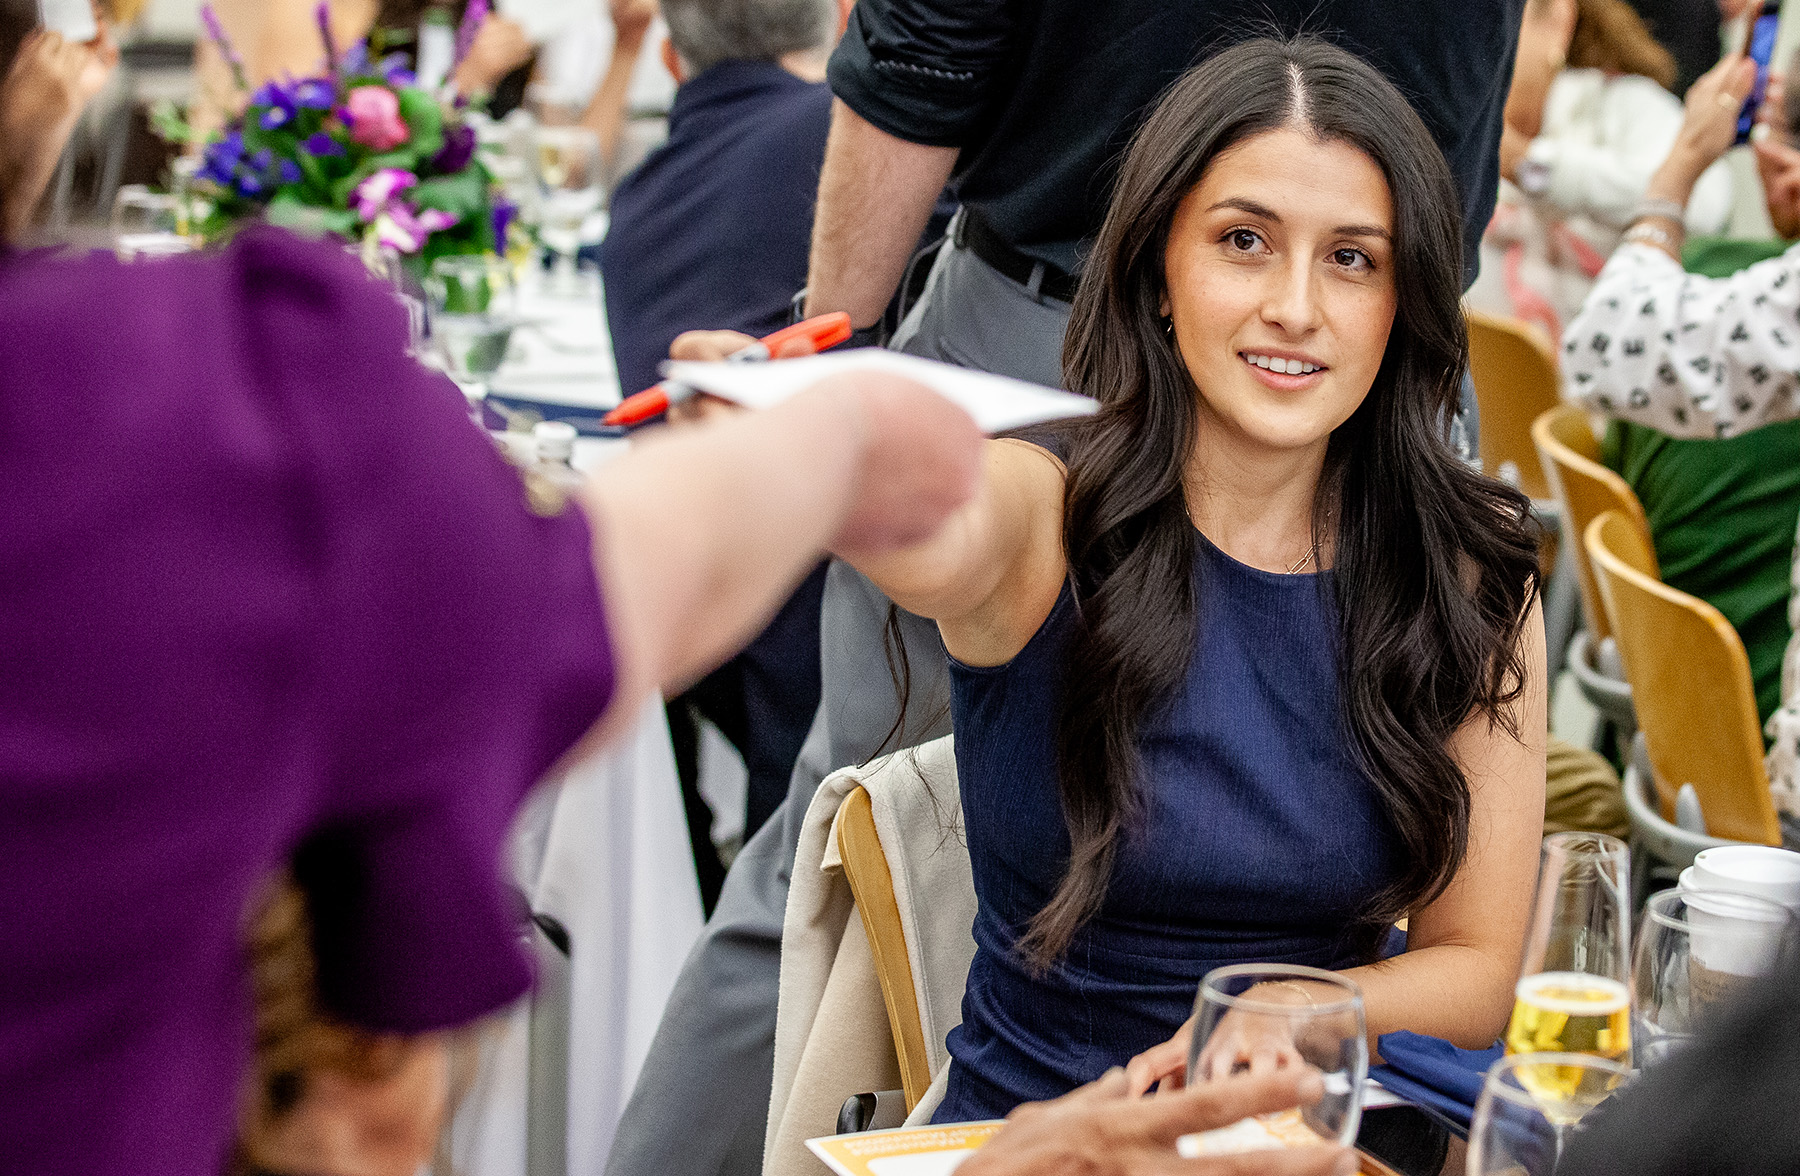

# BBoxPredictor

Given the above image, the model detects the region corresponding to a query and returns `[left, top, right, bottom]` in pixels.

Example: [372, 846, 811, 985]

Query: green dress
[1600, 237, 1800, 726]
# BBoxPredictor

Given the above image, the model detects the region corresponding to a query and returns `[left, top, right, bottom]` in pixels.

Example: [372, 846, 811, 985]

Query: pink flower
[374, 206, 460, 253]
[343, 85, 409, 151]
[351, 168, 417, 221]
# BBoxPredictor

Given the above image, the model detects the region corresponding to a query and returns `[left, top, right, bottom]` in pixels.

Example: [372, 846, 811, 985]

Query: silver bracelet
[1623, 221, 1679, 252]
[1632, 197, 1687, 225]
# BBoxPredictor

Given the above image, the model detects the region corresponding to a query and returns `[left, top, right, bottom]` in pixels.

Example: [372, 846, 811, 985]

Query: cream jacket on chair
[763, 736, 979, 1176]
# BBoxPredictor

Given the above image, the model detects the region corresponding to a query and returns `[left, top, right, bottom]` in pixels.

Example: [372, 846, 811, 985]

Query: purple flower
[301, 131, 344, 157]
[339, 42, 371, 79]
[492, 198, 516, 254]
[352, 167, 419, 221]
[431, 123, 476, 174]
[249, 148, 273, 172]
[377, 53, 416, 88]
[315, 2, 338, 72]
[236, 172, 265, 197]
[454, 0, 490, 68]
[293, 79, 335, 109]
[200, 4, 249, 92]
[276, 159, 303, 185]
[261, 105, 292, 130]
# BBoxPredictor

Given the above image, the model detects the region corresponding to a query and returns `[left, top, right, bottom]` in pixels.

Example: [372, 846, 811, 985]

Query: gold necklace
[1183, 499, 1320, 574]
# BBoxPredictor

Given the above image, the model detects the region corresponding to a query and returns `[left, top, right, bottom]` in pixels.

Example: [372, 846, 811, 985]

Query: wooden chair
[837, 784, 936, 1110]
[1585, 510, 1781, 847]
[1468, 309, 1562, 501]
[1532, 405, 1655, 645]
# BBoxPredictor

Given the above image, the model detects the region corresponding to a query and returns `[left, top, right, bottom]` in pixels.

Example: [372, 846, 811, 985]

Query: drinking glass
[111, 186, 193, 261]
[1467, 1052, 1629, 1175]
[1633, 887, 1793, 1068]
[534, 126, 602, 296]
[1505, 833, 1632, 1063]
[1181, 965, 1367, 1153]
[426, 255, 519, 412]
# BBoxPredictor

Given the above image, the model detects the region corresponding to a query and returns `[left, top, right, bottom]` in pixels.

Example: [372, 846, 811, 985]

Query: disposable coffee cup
[1672, 885, 1792, 977]
[1687, 846, 1800, 913]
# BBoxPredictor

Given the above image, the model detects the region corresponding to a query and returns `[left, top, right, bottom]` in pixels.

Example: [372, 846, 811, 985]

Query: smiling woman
[841, 35, 1549, 1133]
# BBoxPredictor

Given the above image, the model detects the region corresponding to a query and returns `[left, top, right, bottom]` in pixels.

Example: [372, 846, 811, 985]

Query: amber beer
[1505, 972, 1632, 1060]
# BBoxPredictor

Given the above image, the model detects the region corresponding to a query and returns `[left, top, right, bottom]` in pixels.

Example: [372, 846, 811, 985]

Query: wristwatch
[1516, 140, 1553, 198]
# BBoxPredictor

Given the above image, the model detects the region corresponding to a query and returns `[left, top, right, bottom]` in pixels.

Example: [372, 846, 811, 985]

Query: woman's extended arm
[1340, 598, 1549, 1048]
[579, 370, 985, 747]
[663, 329, 1071, 668]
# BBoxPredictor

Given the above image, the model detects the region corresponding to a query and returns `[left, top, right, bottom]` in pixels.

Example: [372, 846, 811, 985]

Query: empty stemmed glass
[1633, 887, 1794, 1068]
[1467, 1052, 1630, 1176]
[425, 254, 519, 417]
[1179, 964, 1367, 1156]
[111, 185, 193, 261]
[533, 125, 602, 297]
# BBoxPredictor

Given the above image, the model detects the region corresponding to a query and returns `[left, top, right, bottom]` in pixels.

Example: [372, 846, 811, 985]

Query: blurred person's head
[232, 879, 471, 1176]
[659, 0, 851, 83]
[1022, 36, 1539, 967]
[1560, 0, 1676, 87]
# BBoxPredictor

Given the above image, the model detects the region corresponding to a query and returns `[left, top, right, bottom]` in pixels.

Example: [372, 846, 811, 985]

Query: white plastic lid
[533, 420, 577, 461]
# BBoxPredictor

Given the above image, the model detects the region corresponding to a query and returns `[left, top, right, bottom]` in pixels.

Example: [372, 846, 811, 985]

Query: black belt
[956, 210, 1080, 303]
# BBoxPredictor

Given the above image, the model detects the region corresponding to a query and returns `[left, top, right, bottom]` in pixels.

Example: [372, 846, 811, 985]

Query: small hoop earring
[1163, 317, 1174, 337]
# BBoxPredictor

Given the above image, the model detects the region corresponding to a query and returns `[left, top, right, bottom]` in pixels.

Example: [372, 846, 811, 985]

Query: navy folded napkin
[1370, 1031, 1503, 1137]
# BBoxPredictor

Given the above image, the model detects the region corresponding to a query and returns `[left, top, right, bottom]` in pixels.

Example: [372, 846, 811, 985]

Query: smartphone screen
[1737, 0, 1783, 144]
[37, 0, 97, 43]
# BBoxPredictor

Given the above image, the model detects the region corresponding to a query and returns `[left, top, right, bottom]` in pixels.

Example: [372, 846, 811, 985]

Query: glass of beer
[1506, 833, 1632, 1063]
[1468, 1052, 1630, 1175]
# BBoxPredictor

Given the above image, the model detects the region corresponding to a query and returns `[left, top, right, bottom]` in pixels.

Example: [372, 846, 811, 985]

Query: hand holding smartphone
[1736, 0, 1782, 145]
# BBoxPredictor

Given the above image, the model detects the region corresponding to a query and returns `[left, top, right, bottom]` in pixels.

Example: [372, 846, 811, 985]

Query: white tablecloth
[441, 276, 704, 1176]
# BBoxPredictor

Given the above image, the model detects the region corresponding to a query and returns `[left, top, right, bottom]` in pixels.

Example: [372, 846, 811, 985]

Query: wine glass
[1505, 833, 1632, 1063]
[534, 126, 603, 297]
[1633, 887, 1793, 1068]
[425, 254, 519, 416]
[1467, 1052, 1629, 1175]
[111, 186, 193, 261]
[1179, 964, 1367, 1156]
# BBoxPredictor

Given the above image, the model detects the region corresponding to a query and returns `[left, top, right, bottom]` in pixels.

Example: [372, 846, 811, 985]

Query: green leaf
[396, 88, 444, 160]
[263, 191, 357, 240]
[412, 170, 485, 219]
[149, 99, 194, 146]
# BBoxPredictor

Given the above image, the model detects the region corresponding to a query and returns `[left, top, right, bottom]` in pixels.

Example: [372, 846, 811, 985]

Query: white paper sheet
[660, 349, 1098, 435]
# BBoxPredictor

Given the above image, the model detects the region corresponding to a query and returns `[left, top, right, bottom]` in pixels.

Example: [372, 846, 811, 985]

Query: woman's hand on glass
[1126, 1019, 1194, 1096]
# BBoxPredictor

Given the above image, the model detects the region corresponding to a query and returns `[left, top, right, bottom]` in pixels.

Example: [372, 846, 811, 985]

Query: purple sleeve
[227, 229, 616, 1031]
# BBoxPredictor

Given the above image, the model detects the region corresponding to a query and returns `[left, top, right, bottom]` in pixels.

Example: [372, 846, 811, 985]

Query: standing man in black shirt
[806, 1, 1526, 397]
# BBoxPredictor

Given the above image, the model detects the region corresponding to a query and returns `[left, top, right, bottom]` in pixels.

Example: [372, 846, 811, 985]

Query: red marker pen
[601, 311, 854, 427]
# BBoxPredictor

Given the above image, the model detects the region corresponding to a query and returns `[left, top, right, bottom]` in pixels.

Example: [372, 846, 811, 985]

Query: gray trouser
[602, 235, 1065, 1176]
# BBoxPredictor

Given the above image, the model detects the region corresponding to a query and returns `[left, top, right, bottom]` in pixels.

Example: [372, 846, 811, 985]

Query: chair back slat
[1468, 309, 1562, 501]
[837, 786, 935, 1108]
[1585, 511, 1780, 845]
[1534, 404, 1656, 644]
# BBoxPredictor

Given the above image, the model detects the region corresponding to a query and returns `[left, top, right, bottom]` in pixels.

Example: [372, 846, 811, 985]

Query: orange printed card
[806, 1121, 1006, 1176]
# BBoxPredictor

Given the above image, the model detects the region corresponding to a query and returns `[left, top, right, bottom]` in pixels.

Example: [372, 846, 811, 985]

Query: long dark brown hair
[1018, 36, 1540, 967]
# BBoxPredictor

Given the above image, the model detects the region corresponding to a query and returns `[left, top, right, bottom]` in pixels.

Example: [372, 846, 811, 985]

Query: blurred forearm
[804, 99, 957, 328]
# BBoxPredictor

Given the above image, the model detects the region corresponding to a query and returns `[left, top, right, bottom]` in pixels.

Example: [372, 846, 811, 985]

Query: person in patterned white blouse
[1563, 46, 1800, 834]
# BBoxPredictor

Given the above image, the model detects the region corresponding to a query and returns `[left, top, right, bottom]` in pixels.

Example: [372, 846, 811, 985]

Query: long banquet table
[438, 263, 706, 1176]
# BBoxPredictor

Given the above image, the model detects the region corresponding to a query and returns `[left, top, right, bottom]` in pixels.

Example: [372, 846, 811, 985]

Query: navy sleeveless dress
[933, 533, 1405, 1123]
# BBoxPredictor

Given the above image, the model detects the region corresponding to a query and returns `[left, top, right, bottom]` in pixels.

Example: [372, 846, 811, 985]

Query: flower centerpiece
[184, 2, 515, 276]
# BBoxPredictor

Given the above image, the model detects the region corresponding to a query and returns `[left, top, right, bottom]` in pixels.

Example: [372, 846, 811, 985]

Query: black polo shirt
[828, 0, 1526, 288]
